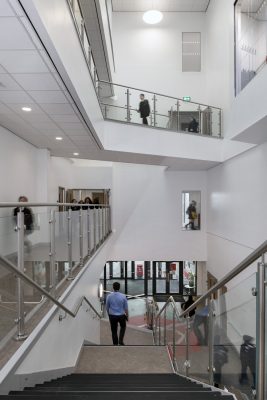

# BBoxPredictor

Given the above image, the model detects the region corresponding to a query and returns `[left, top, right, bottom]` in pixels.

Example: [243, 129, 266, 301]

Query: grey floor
[75, 345, 173, 374]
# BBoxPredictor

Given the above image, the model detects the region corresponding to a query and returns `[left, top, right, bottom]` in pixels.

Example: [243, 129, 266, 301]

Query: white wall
[0, 126, 50, 215]
[110, 163, 207, 261]
[112, 12, 208, 104]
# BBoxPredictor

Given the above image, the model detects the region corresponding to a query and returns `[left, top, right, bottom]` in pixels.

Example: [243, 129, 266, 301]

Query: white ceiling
[112, 0, 211, 12]
[0, 0, 99, 157]
[0, 0, 221, 171]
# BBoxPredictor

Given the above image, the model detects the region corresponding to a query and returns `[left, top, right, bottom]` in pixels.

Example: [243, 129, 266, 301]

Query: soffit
[112, 0, 210, 12]
[0, 0, 100, 157]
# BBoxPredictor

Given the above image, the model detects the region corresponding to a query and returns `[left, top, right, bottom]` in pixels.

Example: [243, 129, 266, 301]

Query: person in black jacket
[138, 94, 150, 125]
[13, 196, 33, 232]
[188, 116, 199, 133]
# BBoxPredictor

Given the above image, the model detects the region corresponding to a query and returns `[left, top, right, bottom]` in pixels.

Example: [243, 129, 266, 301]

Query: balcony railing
[0, 202, 111, 343]
[97, 80, 222, 138]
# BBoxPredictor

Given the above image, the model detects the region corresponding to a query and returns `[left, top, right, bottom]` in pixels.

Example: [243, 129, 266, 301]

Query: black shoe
[119, 342, 125, 345]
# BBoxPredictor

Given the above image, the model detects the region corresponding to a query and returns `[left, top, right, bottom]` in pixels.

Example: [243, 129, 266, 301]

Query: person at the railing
[106, 282, 128, 346]
[70, 198, 80, 211]
[13, 195, 34, 252]
[193, 304, 208, 345]
[78, 200, 84, 209]
[93, 197, 100, 209]
[82, 196, 93, 210]
[181, 295, 195, 317]
[138, 93, 150, 125]
[188, 116, 199, 133]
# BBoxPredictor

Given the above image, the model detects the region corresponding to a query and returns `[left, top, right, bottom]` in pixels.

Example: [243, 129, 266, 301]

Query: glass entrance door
[153, 262, 182, 295]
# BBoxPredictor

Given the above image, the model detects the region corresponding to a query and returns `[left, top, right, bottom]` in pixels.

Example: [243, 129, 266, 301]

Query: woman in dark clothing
[82, 196, 93, 210]
[13, 196, 33, 232]
[70, 199, 80, 211]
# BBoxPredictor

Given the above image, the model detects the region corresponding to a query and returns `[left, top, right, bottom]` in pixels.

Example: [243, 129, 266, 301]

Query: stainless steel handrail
[0, 255, 102, 320]
[97, 79, 221, 110]
[156, 295, 180, 320]
[0, 202, 109, 208]
[179, 239, 267, 318]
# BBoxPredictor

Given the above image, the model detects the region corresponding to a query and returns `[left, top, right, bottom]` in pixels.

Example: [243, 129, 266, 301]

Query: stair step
[18, 387, 212, 393]
[1, 395, 235, 400]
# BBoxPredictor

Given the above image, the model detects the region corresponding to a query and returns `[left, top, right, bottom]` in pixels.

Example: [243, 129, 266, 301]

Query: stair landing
[75, 346, 173, 374]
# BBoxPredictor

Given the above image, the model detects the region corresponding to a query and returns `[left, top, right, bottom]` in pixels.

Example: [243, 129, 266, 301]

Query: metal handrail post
[257, 254, 266, 400]
[198, 105, 202, 134]
[93, 208, 97, 252]
[164, 307, 167, 345]
[158, 314, 161, 345]
[49, 209, 56, 297]
[172, 307, 177, 371]
[15, 209, 27, 341]
[87, 208, 90, 256]
[98, 208, 101, 246]
[126, 88, 131, 122]
[79, 209, 83, 267]
[218, 109, 222, 138]
[108, 206, 111, 233]
[176, 100, 180, 131]
[208, 299, 215, 386]
[67, 209, 74, 280]
[102, 206, 105, 240]
[185, 316, 190, 377]
[153, 94, 156, 127]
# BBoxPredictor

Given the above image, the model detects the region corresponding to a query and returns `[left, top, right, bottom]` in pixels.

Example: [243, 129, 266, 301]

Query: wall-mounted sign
[183, 96, 191, 102]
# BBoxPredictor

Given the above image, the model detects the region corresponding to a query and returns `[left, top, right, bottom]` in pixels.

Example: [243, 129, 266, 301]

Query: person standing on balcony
[138, 93, 150, 125]
[106, 282, 128, 345]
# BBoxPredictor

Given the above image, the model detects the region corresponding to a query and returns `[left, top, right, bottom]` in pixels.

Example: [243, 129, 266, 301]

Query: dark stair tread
[18, 388, 212, 393]
[2, 395, 234, 400]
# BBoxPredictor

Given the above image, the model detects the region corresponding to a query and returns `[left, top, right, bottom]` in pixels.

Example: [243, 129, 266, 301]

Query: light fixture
[143, 10, 163, 24]
[55, 137, 63, 141]
[73, 152, 79, 156]
[21, 106, 32, 112]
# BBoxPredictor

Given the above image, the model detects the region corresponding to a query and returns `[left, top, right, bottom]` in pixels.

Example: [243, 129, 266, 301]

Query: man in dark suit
[138, 93, 150, 125]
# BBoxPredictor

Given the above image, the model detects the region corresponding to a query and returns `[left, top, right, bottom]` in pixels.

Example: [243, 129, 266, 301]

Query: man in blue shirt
[106, 282, 128, 345]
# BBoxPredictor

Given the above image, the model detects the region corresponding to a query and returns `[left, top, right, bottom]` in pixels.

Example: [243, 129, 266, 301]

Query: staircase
[3, 373, 234, 399]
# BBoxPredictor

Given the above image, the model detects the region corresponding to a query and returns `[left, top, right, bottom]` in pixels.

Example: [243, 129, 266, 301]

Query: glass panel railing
[98, 81, 223, 138]
[0, 215, 18, 263]
[188, 299, 209, 383]
[213, 273, 257, 398]
[0, 261, 17, 342]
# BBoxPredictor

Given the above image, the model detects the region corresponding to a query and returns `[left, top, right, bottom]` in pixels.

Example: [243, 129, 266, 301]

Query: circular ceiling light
[73, 152, 79, 156]
[21, 106, 32, 112]
[143, 10, 163, 24]
[55, 137, 63, 141]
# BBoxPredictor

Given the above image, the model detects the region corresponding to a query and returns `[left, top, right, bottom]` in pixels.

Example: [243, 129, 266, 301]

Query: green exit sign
[183, 96, 191, 102]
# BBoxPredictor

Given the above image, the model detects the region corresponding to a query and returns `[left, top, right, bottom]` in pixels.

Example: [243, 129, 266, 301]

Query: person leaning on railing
[13, 195, 34, 253]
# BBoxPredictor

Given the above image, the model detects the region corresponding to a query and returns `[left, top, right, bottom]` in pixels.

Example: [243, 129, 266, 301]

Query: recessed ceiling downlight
[22, 106, 32, 112]
[55, 137, 63, 141]
[73, 152, 79, 156]
[143, 10, 163, 24]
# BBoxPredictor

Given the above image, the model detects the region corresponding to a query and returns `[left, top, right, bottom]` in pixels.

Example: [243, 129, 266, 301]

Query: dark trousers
[193, 315, 208, 345]
[142, 117, 148, 125]
[109, 314, 126, 345]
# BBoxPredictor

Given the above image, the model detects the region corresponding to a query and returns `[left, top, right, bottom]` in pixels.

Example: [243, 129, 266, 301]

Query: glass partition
[235, 0, 267, 94]
[213, 273, 257, 397]
[188, 299, 209, 382]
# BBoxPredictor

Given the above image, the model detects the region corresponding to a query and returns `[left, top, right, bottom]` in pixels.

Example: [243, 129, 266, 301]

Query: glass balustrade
[97, 81, 222, 138]
[212, 273, 257, 398]
[0, 204, 111, 343]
